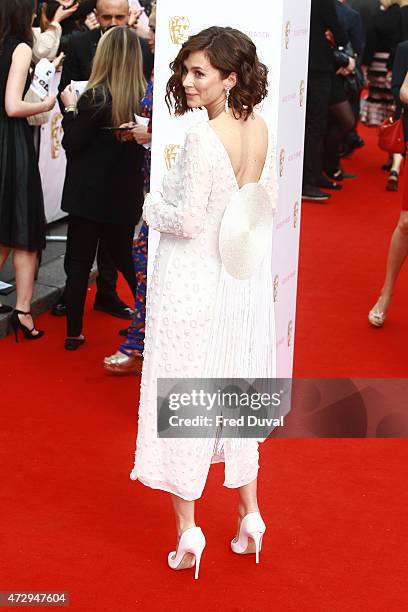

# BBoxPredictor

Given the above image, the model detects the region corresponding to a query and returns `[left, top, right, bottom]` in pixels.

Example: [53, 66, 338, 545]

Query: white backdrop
[151, 0, 311, 377]
[38, 72, 66, 225]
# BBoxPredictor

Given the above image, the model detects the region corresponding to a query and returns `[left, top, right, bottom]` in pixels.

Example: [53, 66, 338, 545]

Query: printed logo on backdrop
[164, 144, 181, 170]
[284, 21, 291, 49]
[273, 274, 279, 303]
[50, 112, 63, 159]
[169, 16, 190, 45]
[287, 319, 293, 347]
[299, 80, 305, 107]
[293, 201, 299, 229]
[279, 148, 285, 178]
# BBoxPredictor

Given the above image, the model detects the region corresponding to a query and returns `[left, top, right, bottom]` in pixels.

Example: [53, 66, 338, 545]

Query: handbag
[378, 111, 405, 154]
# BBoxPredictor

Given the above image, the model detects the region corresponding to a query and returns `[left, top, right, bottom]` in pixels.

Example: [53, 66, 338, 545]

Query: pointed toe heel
[231, 511, 266, 564]
[167, 526, 206, 579]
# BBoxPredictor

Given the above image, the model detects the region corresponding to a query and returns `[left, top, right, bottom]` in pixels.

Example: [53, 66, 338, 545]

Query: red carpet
[1, 126, 408, 610]
[294, 125, 408, 377]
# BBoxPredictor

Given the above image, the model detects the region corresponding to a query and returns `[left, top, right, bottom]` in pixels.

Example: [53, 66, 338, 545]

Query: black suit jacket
[336, 1, 363, 56]
[61, 89, 145, 226]
[309, 0, 348, 73]
[59, 28, 153, 108]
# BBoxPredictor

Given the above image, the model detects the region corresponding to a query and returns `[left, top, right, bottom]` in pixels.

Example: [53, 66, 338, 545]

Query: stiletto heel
[167, 526, 206, 579]
[231, 511, 266, 564]
[10, 309, 44, 341]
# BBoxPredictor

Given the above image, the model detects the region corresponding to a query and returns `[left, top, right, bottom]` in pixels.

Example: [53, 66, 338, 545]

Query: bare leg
[232, 478, 260, 548]
[170, 494, 196, 569]
[391, 153, 403, 175]
[0, 244, 11, 270]
[12, 249, 40, 334]
[371, 211, 408, 315]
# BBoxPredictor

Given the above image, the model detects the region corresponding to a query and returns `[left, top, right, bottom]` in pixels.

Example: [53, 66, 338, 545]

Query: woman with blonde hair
[60, 25, 146, 350]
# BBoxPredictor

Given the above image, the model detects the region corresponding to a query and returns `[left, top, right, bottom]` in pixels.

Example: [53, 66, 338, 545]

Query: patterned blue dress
[119, 75, 153, 356]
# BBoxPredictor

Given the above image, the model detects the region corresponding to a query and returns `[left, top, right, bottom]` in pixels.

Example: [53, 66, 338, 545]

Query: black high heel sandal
[10, 309, 44, 342]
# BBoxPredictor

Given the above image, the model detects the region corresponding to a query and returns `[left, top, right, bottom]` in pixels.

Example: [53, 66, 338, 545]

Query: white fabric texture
[130, 120, 278, 501]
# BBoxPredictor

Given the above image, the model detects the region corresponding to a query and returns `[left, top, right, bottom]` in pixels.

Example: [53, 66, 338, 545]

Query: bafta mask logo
[273, 275, 279, 303]
[284, 20, 291, 50]
[299, 80, 305, 107]
[51, 112, 63, 159]
[164, 144, 181, 170]
[279, 148, 285, 178]
[287, 319, 293, 348]
[169, 16, 190, 45]
[293, 201, 299, 229]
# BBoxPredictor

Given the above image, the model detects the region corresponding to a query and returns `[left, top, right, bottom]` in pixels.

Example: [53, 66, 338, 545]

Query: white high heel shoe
[231, 512, 266, 564]
[167, 526, 206, 579]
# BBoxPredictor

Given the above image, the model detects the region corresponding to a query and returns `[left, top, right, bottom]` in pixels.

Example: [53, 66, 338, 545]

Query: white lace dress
[130, 120, 278, 501]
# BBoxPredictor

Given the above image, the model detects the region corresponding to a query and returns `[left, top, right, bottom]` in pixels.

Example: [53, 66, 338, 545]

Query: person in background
[60, 26, 146, 350]
[336, 0, 365, 158]
[368, 41, 408, 326]
[302, 0, 354, 202]
[348, 0, 381, 50]
[0, 0, 56, 333]
[361, 0, 402, 188]
[103, 1, 156, 374]
[52, 0, 153, 320]
[33, 1, 79, 63]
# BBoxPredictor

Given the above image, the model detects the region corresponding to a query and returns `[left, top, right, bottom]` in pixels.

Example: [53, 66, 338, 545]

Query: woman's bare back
[208, 112, 268, 189]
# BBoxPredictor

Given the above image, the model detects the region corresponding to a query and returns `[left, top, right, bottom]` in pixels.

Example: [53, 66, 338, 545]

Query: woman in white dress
[129, 26, 278, 578]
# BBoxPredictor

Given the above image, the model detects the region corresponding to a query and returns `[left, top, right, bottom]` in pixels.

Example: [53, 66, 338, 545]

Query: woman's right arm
[5, 43, 55, 118]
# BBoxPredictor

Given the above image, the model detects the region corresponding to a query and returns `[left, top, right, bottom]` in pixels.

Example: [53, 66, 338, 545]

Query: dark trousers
[62, 238, 119, 304]
[65, 215, 136, 337]
[303, 72, 332, 187]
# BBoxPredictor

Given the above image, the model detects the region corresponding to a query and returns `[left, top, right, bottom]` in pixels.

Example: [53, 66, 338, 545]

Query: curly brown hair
[165, 26, 268, 121]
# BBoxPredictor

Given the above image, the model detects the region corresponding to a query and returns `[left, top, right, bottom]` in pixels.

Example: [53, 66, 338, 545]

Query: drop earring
[225, 89, 230, 113]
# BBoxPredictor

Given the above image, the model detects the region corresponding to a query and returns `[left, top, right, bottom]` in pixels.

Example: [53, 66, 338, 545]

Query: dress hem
[130, 469, 259, 501]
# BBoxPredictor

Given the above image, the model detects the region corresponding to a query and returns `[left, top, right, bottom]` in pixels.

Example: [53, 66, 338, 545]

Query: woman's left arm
[143, 130, 212, 239]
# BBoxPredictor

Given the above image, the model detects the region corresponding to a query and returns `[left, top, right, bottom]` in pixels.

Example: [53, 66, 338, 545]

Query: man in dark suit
[53, 0, 153, 318]
[302, 0, 354, 201]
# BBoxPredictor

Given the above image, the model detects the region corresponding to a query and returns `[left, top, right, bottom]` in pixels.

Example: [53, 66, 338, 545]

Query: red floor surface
[1, 126, 408, 610]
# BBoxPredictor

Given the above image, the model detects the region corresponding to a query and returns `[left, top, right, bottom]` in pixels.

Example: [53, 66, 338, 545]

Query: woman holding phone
[60, 25, 146, 350]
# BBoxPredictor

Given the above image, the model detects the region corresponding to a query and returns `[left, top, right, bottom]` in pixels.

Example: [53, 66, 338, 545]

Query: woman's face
[182, 50, 231, 111]
[147, 8, 156, 53]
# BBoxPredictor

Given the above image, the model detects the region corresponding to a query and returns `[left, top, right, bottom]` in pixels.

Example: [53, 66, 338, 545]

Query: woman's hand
[42, 95, 57, 112]
[115, 122, 137, 142]
[53, 3, 79, 23]
[61, 84, 77, 108]
[52, 52, 65, 71]
[131, 124, 151, 145]
[336, 56, 356, 77]
[84, 10, 99, 30]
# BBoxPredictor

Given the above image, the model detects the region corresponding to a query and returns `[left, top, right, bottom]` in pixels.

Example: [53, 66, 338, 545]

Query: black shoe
[315, 176, 342, 191]
[64, 336, 86, 351]
[94, 299, 134, 320]
[119, 327, 130, 336]
[0, 304, 13, 314]
[325, 168, 356, 181]
[10, 309, 45, 342]
[302, 186, 331, 202]
[51, 301, 67, 317]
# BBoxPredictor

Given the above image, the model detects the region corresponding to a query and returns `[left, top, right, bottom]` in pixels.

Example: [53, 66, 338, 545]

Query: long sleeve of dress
[143, 129, 212, 239]
[32, 25, 62, 63]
